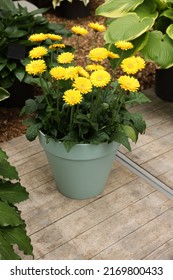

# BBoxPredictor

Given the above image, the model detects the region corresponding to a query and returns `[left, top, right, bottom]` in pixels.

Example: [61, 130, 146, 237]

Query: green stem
[39, 75, 50, 106]
[70, 106, 74, 131]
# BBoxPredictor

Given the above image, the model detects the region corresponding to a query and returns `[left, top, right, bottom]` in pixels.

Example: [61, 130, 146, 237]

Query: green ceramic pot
[39, 131, 120, 200]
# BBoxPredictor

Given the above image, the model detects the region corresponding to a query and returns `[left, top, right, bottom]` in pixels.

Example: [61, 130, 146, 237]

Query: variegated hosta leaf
[96, 0, 144, 18]
[166, 24, 173, 39]
[0, 87, 10, 102]
[52, 0, 89, 9]
[141, 31, 173, 68]
[105, 13, 155, 43]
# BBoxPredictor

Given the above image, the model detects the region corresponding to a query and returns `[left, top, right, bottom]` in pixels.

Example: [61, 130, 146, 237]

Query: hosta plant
[52, 0, 90, 9]
[0, 87, 33, 260]
[96, 0, 173, 68]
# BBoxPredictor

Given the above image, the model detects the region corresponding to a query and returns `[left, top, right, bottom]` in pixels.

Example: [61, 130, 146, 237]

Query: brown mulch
[0, 0, 156, 143]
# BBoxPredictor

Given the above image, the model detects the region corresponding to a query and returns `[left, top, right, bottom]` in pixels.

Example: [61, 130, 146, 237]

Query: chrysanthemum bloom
[73, 77, 92, 94]
[25, 59, 47, 75]
[88, 22, 106, 32]
[107, 51, 120, 59]
[49, 44, 65, 50]
[50, 66, 67, 80]
[71, 26, 88, 36]
[29, 46, 48, 59]
[115, 41, 134, 50]
[63, 89, 83, 106]
[121, 56, 139, 75]
[118, 75, 140, 92]
[28, 33, 48, 42]
[85, 64, 105, 71]
[135, 56, 146, 71]
[47, 33, 62, 41]
[90, 70, 111, 87]
[57, 52, 74, 64]
[65, 67, 78, 80]
[89, 48, 108, 62]
[76, 66, 89, 78]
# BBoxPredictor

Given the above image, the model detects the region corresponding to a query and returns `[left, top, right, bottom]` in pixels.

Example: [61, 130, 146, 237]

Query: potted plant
[0, 87, 33, 259]
[20, 24, 150, 200]
[0, 0, 71, 107]
[96, 0, 173, 101]
[52, 0, 90, 19]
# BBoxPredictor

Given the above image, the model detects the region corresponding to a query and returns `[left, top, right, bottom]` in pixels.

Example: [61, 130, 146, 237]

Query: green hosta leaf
[96, 0, 144, 18]
[0, 181, 28, 204]
[1, 226, 33, 257]
[105, 13, 155, 43]
[0, 158, 19, 180]
[166, 24, 173, 39]
[121, 125, 137, 142]
[7, 62, 17, 72]
[0, 149, 7, 160]
[0, 233, 20, 260]
[0, 201, 22, 227]
[0, 87, 10, 101]
[161, 9, 173, 20]
[141, 31, 173, 68]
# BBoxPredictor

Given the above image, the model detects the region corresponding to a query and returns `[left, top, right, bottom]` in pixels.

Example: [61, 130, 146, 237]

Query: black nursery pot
[56, 0, 90, 19]
[155, 67, 173, 102]
[0, 81, 35, 108]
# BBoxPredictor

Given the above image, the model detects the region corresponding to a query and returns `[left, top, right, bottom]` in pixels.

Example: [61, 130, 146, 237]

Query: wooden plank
[93, 207, 173, 260]
[28, 179, 155, 259]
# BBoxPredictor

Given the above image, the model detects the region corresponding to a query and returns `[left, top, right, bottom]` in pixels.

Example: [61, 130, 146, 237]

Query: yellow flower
[25, 59, 47, 75]
[28, 33, 48, 42]
[47, 33, 62, 41]
[50, 66, 67, 80]
[49, 44, 65, 50]
[29, 46, 48, 59]
[88, 22, 106, 32]
[89, 48, 108, 62]
[57, 52, 74, 64]
[115, 41, 134, 50]
[90, 70, 111, 87]
[71, 26, 88, 36]
[63, 89, 82, 106]
[118, 75, 140, 92]
[135, 56, 146, 71]
[85, 64, 105, 71]
[65, 66, 78, 80]
[76, 66, 89, 78]
[73, 77, 92, 94]
[107, 51, 120, 59]
[121, 56, 139, 75]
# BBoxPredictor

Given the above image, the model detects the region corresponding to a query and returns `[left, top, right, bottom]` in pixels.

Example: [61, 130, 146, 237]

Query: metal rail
[116, 151, 173, 200]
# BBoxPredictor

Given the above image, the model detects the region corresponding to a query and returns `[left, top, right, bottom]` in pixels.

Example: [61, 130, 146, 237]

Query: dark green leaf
[0, 158, 19, 180]
[14, 67, 25, 81]
[0, 87, 10, 101]
[0, 181, 28, 203]
[0, 201, 22, 227]
[0, 233, 20, 260]
[26, 123, 42, 141]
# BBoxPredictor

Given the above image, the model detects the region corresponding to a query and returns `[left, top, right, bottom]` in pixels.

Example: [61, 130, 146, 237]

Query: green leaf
[14, 67, 25, 82]
[0, 232, 20, 260]
[20, 98, 38, 116]
[141, 31, 173, 68]
[0, 201, 22, 227]
[0, 87, 10, 101]
[1, 226, 33, 257]
[0, 181, 28, 204]
[105, 13, 155, 43]
[113, 130, 131, 151]
[125, 92, 151, 105]
[26, 123, 42, 141]
[0, 158, 19, 180]
[121, 125, 137, 142]
[96, 0, 144, 17]
[7, 62, 17, 72]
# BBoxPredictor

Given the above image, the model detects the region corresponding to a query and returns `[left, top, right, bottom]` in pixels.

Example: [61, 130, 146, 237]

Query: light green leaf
[105, 13, 155, 43]
[96, 0, 144, 18]
[166, 24, 173, 39]
[122, 125, 137, 142]
[141, 31, 173, 68]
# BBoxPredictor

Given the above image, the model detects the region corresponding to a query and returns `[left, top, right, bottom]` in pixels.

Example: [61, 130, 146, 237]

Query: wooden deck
[1, 88, 173, 260]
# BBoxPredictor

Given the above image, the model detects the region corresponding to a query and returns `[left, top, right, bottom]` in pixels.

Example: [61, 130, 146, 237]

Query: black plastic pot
[0, 81, 35, 108]
[56, 0, 90, 19]
[155, 67, 173, 102]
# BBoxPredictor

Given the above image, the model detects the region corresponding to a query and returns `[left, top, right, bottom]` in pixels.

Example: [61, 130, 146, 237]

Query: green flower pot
[39, 131, 120, 200]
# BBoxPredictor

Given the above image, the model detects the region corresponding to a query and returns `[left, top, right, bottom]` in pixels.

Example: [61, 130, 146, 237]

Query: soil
[0, 0, 156, 143]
